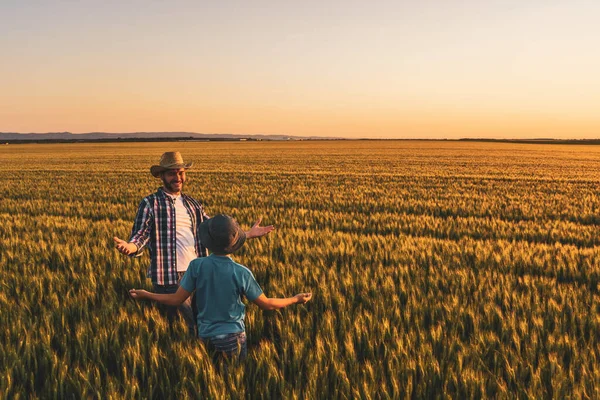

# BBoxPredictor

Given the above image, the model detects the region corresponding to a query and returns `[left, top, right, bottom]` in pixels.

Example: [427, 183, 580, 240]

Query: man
[114, 151, 274, 336]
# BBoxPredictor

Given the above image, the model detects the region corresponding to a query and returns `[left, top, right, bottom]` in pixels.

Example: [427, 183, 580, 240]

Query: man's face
[161, 168, 186, 194]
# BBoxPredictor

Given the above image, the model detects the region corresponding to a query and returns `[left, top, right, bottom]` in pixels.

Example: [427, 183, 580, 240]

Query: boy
[129, 214, 312, 359]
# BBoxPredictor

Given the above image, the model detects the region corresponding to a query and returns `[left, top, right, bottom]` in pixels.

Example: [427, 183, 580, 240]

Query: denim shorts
[202, 331, 247, 360]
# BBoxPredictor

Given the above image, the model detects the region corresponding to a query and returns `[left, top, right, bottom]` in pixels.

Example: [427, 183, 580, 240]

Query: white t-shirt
[167, 193, 197, 272]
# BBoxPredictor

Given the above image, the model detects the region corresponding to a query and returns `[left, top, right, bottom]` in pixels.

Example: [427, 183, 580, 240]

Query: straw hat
[150, 152, 193, 177]
[199, 215, 247, 254]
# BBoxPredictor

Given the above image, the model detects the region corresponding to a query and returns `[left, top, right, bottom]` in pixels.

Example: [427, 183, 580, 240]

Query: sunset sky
[2, 1, 599, 139]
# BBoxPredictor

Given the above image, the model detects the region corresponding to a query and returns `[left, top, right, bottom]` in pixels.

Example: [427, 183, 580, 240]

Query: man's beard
[162, 178, 184, 193]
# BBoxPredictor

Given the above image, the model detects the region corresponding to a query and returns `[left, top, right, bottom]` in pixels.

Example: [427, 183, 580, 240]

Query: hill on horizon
[0, 131, 342, 141]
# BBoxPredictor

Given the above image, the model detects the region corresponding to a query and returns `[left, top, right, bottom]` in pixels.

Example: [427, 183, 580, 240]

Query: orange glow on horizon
[2, 2, 600, 139]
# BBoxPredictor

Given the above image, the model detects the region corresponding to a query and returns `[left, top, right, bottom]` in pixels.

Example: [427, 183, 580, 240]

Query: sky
[1, 0, 599, 139]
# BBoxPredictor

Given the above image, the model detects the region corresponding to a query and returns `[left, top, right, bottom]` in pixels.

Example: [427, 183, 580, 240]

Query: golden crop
[1, 141, 599, 398]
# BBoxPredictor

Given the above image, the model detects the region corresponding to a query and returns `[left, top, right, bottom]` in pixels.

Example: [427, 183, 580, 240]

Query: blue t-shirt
[179, 254, 263, 338]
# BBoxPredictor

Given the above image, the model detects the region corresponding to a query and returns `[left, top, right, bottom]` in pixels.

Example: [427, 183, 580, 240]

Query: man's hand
[294, 293, 313, 304]
[129, 289, 149, 300]
[245, 217, 275, 239]
[114, 237, 138, 255]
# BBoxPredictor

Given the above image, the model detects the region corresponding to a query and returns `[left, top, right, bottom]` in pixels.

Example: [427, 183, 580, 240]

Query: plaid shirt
[129, 187, 209, 285]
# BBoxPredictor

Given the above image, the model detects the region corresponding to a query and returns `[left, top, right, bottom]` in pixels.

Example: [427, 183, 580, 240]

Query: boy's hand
[129, 289, 149, 300]
[294, 293, 312, 304]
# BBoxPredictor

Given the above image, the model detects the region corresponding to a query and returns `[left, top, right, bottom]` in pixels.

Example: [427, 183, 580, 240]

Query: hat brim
[225, 230, 246, 254]
[150, 162, 193, 178]
[199, 217, 247, 255]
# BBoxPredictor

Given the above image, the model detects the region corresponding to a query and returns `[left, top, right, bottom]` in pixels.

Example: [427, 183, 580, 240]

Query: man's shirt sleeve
[200, 203, 210, 221]
[128, 199, 153, 256]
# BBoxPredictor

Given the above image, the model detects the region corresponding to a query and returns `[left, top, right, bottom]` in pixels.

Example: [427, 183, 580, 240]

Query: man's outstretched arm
[114, 199, 153, 256]
[129, 286, 191, 306]
[245, 217, 275, 239]
[114, 237, 138, 255]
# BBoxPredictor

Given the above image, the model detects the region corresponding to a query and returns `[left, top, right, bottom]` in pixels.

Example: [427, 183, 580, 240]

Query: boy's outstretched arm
[129, 286, 191, 306]
[253, 293, 312, 311]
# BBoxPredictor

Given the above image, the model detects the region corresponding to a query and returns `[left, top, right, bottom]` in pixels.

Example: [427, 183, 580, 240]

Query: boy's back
[180, 254, 263, 338]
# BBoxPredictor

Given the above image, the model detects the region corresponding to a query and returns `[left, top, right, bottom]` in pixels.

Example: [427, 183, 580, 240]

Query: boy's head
[199, 214, 246, 255]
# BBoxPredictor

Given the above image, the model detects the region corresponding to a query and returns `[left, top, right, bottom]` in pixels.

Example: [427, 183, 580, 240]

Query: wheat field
[1, 140, 599, 398]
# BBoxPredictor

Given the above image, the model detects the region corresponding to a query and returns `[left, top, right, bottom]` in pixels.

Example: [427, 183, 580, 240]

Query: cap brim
[224, 230, 246, 254]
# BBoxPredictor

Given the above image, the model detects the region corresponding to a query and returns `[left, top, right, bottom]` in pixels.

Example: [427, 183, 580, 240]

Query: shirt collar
[165, 192, 180, 201]
[158, 187, 183, 202]
[209, 254, 232, 260]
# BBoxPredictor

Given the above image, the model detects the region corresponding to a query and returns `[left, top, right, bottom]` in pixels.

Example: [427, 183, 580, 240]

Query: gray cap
[199, 214, 246, 254]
